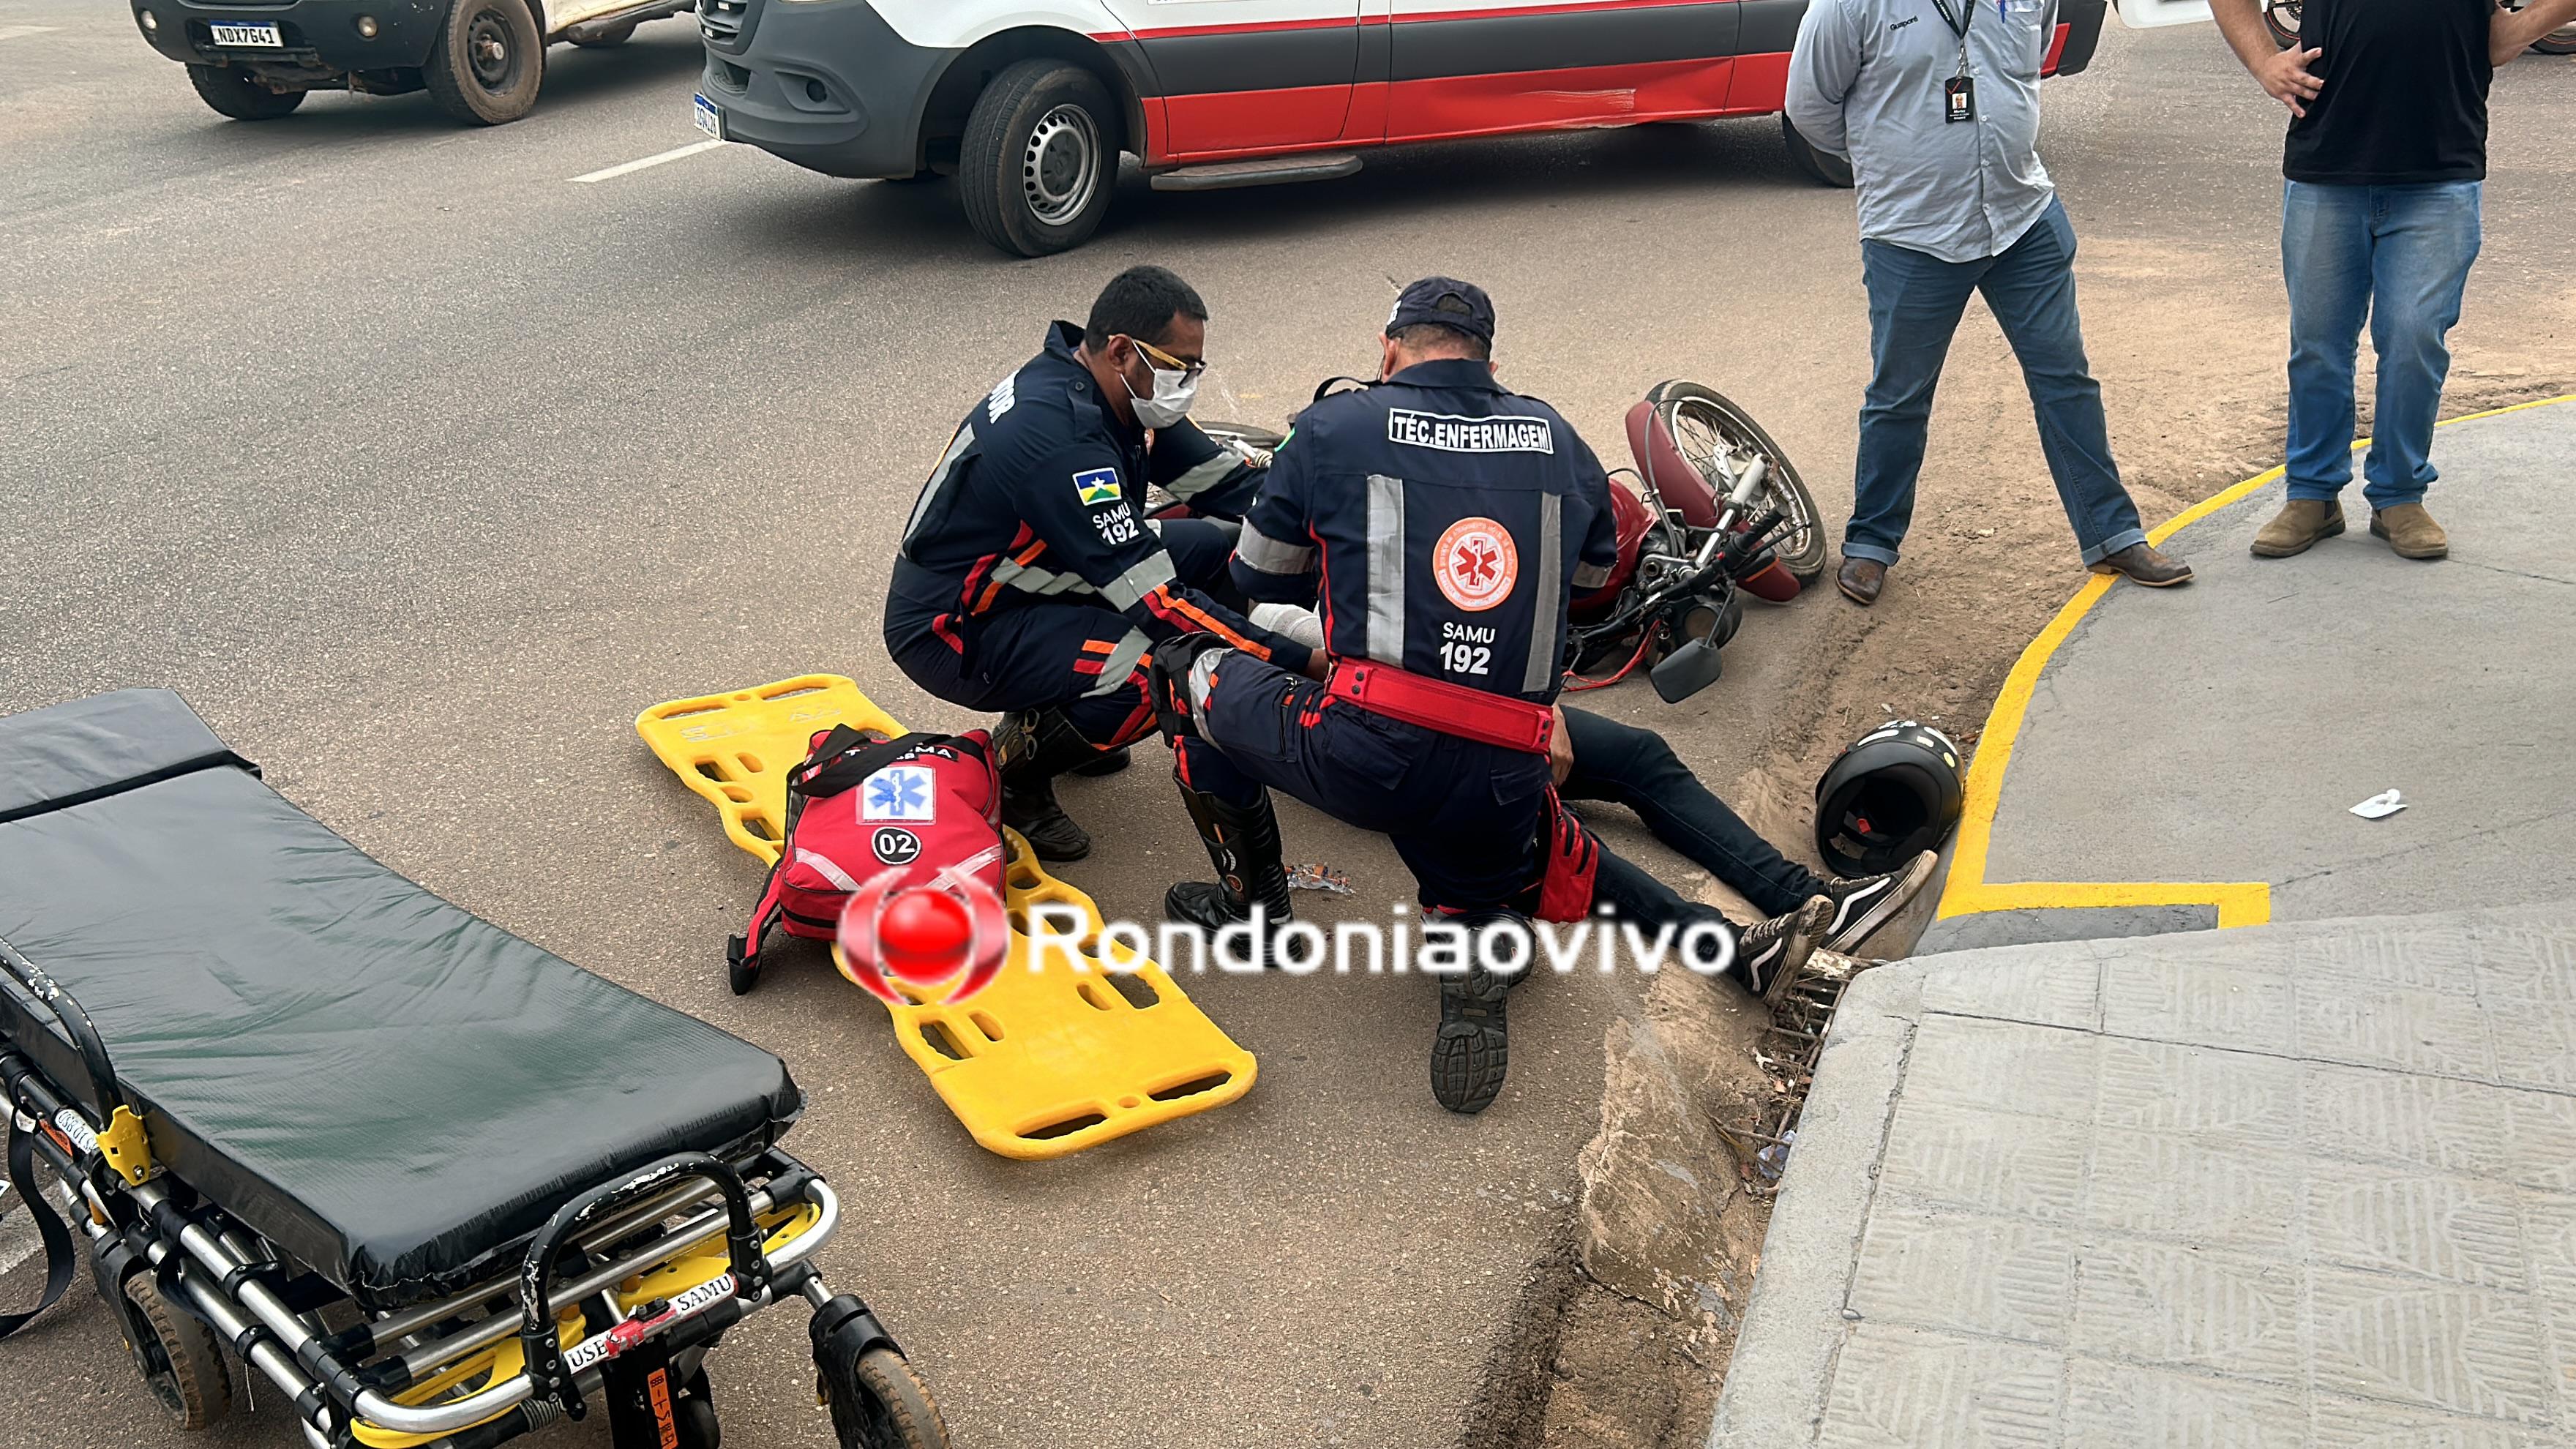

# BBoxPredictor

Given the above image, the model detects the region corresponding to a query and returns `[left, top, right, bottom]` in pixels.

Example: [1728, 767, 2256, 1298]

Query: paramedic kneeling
[1147, 278, 1620, 1115]
[883, 266, 1308, 863]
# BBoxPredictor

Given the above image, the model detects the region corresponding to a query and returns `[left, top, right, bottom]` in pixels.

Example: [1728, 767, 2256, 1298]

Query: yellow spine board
[636, 676, 1255, 1160]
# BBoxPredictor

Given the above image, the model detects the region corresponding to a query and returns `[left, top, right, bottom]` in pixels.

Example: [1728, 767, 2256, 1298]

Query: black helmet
[1813, 721, 1963, 878]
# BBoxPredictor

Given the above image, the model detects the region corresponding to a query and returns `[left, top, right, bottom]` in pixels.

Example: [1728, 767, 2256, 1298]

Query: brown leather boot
[2093, 542, 2194, 587]
[1836, 556, 1886, 606]
[2250, 499, 2345, 558]
[2370, 503, 2449, 560]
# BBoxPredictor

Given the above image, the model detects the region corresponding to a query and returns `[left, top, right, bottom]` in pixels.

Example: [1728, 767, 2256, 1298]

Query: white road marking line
[572, 140, 723, 184]
[0, 25, 65, 41]
[1, 1193, 34, 1278]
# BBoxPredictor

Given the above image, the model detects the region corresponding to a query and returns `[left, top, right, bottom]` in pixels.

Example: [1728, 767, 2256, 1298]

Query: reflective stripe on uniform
[1573, 561, 1611, 591]
[902, 424, 976, 551]
[1082, 629, 1153, 698]
[1101, 550, 1179, 611]
[1524, 491, 1564, 694]
[1186, 647, 1227, 716]
[989, 556, 1096, 598]
[1164, 453, 1237, 501]
[1235, 523, 1316, 577]
[1365, 474, 1407, 663]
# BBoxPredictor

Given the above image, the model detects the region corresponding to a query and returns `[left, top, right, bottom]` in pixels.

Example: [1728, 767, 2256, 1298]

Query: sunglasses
[1120, 334, 1208, 383]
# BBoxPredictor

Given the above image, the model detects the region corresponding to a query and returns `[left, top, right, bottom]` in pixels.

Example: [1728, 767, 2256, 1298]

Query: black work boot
[1165, 782, 1295, 968]
[1430, 910, 1527, 1115]
[989, 709, 1107, 862]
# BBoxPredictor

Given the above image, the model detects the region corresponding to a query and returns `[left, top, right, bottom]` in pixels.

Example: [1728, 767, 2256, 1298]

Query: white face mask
[1124, 350, 1199, 429]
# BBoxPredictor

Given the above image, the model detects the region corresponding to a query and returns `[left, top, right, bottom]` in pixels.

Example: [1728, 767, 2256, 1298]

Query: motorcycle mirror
[1650, 634, 1726, 703]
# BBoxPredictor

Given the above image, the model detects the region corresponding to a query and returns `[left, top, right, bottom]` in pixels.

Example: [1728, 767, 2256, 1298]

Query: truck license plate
[209, 21, 283, 46]
[693, 94, 722, 141]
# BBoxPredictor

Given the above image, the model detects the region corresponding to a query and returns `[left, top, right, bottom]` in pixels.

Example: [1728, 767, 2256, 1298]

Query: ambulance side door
[1099, 0, 1366, 159]
[1384, 0, 1744, 142]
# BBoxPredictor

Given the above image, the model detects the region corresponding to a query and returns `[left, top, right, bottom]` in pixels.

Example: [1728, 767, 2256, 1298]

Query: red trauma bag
[727, 726, 1005, 993]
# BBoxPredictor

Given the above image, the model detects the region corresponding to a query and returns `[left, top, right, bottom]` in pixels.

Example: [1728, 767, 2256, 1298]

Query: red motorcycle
[1186, 379, 1823, 704]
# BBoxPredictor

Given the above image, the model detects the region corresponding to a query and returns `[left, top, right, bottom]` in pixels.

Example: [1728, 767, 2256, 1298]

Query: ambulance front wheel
[959, 60, 1117, 257]
[1781, 116, 1853, 190]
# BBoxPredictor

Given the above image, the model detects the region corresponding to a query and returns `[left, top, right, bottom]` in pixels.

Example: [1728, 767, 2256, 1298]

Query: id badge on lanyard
[1931, 0, 1975, 123]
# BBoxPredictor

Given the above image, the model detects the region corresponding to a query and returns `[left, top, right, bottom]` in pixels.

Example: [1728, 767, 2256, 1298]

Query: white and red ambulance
[694, 0, 2108, 255]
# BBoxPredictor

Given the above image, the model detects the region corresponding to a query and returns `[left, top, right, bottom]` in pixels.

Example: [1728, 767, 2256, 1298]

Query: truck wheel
[2534, 23, 2576, 54]
[959, 60, 1117, 258]
[424, 0, 544, 126]
[187, 64, 306, 120]
[121, 1272, 233, 1430]
[570, 20, 635, 47]
[1781, 116, 1853, 189]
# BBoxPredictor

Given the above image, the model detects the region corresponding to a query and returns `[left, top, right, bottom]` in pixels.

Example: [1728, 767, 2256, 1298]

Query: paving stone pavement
[1709, 903, 2576, 1448]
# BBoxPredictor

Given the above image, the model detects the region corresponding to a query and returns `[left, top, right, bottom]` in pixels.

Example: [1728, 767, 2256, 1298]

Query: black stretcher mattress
[0, 689, 803, 1310]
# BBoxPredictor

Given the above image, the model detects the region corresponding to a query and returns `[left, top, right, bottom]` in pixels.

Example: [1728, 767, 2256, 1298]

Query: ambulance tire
[1781, 116, 1853, 189]
[961, 60, 1117, 257]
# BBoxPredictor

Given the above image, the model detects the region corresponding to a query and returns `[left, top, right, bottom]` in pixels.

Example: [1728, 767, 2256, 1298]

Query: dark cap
[1385, 277, 1496, 344]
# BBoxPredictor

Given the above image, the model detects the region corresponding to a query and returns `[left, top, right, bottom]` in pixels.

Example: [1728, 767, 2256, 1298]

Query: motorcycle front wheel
[1650, 383, 1830, 585]
[2262, 0, 2300, 48]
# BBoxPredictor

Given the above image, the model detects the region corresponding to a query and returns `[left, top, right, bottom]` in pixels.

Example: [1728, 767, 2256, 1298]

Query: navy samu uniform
[883, 322, 1308, 755]
[1175, 356, 1620, 910]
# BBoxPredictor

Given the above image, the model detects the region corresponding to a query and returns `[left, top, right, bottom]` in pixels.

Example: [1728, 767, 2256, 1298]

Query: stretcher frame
[0, 937, 919, 1449]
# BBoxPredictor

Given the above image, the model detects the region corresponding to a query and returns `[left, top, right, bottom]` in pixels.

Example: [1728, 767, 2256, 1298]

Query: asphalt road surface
[7, 8, 2576, 1448]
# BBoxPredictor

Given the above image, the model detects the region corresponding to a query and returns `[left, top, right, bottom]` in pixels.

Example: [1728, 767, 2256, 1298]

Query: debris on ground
[2351, 789, 2406, 820]
[1287, 863, 1355, 894]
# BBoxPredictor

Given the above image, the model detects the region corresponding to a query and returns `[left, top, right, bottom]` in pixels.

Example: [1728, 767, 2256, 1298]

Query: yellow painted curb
[1936, 392, 2576, 929]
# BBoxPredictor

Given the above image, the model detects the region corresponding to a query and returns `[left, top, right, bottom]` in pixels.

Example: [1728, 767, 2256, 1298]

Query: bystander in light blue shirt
[1786, 0, 2063, 263]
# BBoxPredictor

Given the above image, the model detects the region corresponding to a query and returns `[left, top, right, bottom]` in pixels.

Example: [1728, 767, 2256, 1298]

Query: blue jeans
[2282, 180, 2482, 510]
[1848, 198, 2147, 568]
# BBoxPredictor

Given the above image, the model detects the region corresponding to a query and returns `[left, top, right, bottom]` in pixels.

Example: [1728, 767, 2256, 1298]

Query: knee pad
[1145, 634, 1233, 742]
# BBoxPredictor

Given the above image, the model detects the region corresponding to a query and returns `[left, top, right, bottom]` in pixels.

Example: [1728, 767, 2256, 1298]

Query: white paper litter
[2351, 789, 2406, 820]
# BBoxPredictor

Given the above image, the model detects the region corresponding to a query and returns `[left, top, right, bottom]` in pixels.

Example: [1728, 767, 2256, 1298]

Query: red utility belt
[1325, 660, 1555, 755]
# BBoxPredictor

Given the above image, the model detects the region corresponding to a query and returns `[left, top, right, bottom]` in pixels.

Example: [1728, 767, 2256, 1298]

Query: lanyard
[1928, 0, 1973, 75]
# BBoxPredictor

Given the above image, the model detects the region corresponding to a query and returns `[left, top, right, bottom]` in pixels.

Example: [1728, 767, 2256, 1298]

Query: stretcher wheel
[824, 1347, 950, 1449]
[675, 1366, 719, 1449]
[121, 1272, 232, 1430]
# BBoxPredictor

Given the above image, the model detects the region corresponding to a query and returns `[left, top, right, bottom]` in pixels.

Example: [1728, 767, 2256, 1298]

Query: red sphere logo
[836, 866, 1008, 1005]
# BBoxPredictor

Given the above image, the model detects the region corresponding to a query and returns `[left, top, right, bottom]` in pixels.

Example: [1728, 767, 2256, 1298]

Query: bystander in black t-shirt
[2284, 0, 2493, 184]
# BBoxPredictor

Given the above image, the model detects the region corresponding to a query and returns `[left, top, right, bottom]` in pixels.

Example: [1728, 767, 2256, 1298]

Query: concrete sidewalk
[1711, 397, 2576, 1447]
[1711, 905, 2576, 1448]
[1922, 397, 2576, 956]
